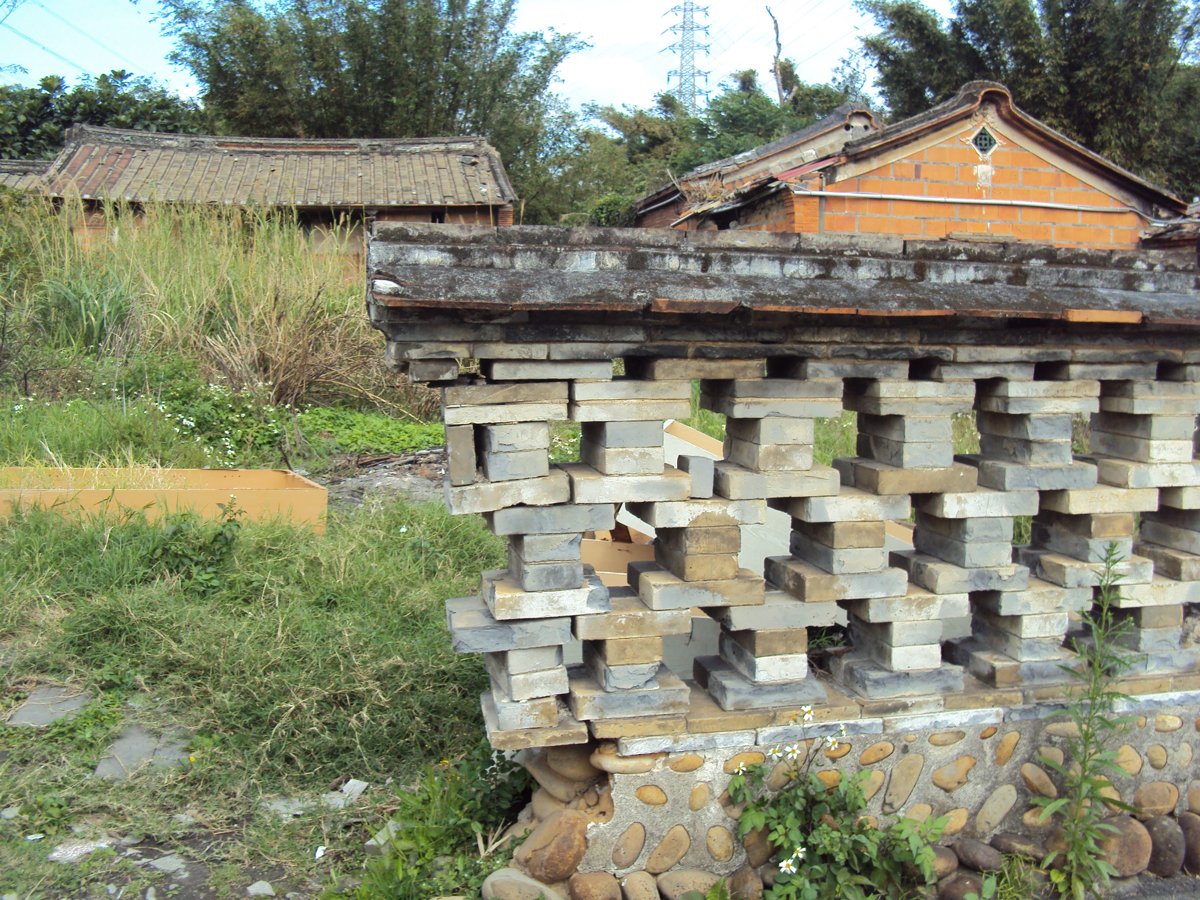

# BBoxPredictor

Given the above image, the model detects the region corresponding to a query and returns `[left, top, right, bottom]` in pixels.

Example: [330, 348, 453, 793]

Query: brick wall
[820, 138, 1144, 249]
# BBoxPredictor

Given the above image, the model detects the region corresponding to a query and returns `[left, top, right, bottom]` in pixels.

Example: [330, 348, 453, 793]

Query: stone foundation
[367, 225, 1200, 895]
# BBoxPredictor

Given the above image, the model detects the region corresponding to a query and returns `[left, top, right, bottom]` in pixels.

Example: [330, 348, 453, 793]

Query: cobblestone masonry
[368, 225, 1200, 893]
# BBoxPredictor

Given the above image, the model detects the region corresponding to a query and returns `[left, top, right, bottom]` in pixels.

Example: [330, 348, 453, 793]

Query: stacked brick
[431, 349, 1200, 748]
[679, 360, 843, 710]
[825, 365, 978, 698]
[1092, 366, 1200, 670]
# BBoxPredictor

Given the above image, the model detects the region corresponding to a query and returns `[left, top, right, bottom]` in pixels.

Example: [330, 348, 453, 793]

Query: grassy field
[0, 197, 1073, 896]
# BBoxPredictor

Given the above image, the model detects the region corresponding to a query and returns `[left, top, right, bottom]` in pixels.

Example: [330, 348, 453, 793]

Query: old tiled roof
[0, 159, 50, 192]
[633, 103, 878, 213]
[42, 125, 516, 208]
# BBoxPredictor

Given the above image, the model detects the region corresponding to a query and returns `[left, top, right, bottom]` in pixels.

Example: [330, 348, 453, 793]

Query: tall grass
[0, 192, 434, 416]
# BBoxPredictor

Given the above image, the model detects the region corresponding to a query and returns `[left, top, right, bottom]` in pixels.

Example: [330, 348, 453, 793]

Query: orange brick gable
[817, 129, 1143, 250]
[637, 83, 1185, 250]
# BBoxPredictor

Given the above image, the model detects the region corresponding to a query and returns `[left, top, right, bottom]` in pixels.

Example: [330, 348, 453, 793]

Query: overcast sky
[1, 0, 954, 114]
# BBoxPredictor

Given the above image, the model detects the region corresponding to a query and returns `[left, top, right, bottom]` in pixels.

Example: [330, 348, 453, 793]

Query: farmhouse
[2, 124, 516, 243]
[635, 81, 1189, 252]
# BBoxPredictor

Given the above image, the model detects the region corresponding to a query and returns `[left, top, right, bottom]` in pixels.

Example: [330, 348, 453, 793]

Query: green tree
[858, 0, 1200, 197]
[0, 71, 204, 159]
[156, 0, 580, 220]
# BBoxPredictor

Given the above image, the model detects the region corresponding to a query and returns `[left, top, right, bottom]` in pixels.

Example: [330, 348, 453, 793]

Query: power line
[1, 20, 89, 75]
[27, 0, 141, 71]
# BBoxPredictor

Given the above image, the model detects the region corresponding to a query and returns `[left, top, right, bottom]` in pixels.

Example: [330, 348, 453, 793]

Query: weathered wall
[366, 225, 1200, 897]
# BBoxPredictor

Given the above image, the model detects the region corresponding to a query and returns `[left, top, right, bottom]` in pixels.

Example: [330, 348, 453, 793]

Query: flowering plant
[727, 709, 943, 900]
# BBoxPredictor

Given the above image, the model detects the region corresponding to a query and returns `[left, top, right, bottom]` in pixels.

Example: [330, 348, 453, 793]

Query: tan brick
[596, 636, 664, 666]
[729, 628, 808, 657]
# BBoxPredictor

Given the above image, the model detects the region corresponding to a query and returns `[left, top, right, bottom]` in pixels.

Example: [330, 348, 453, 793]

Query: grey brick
[446, 595, 572, 653]
[968, 457, 1098, 491]
[977, 395, 1099, 415]
[580, 420, 664, 448]
[571, 379, 690, 401]
[857, 414, 953, 443]
[975, 412, 1073, 442]
[509, 533, 582, 563]
[916, 512, 1014, 543]
[486, 692, 562, 731]
[481, 448, 549, 482]
[862, 637, 943, 671]
[851, 617, 944, 647]
[485, 359, 611, 381]
[493, 646, 564, 674]
[631, 357, 764, 380]
[890, 549, 1029, 593]
[766, 556, 908, 602]
[1092, 457, 1200, 489]
[972, 625, 1065, 662]
[568, 666, 690, 720]
[726, 437, 814, 472]
[913, 528, 1014, 568]
[1090, 431, 1194, 463]
[407, 358, 460, 382]
[694, 656, 826, 710]
[677, 454, 715, 498]
[572, 592, 693, 640]
[487, 502, 615, 536]
[798, 358, 908, 380]
[844, 587, 969, 624]
[831, 654, 964, 698]
[1133, 542, 1200, 582]
[726, 416, 815, 445]
[563, 462, 692, 503]
[915, 487, 1038, 519]
[1161, 485, 1200, 511]
[972, 580, 1092, 616]
[443, 381, 568, 407]
[975, 609, 1068, 639]
[1090, 412, 1196, 441]
[788, 533, 887, 574]
[715, 462, 841, 500]
[625, 498, 766, 528]
[1030, 522, 1133, 563]
[773, 487, 910, 523]
[1015, 547, 1153, 589]
[978, 434, 1074, 465]
[631, 562, 765, 610]
[446, 424, 477, 486]
[570, 398, 691, 422]
[702, 392, 843, 419]
[506, 548, 585, 591]
[485, 655, 569, 702]
[719, 633, 809, 683]
[579, 442, 664, 476]
[445, 469, 570, 515]
[480, 421, 551, 453]
[483, 569, 610, 621]
[857, 434, 953, 468]
[708, 589, 846, 630]
[444, 401, 567, 426]
[582, 644, 660, 691]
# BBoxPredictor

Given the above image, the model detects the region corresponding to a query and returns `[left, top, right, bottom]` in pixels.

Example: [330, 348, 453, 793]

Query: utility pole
[662, 1, 710, 114]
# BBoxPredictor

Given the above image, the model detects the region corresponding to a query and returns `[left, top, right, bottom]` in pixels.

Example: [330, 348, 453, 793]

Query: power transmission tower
[662, 1, 710, 114]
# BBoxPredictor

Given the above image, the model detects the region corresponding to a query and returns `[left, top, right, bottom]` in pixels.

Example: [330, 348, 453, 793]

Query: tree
[156, 0, 580, 220]
[0, 70, 205, 159]
[858, 0, 1200, 197]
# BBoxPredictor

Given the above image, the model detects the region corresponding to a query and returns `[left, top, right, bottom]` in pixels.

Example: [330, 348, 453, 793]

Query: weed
[728, 712, 944, 899]
[350, 736, 531, 898]
[682, 878, 731, 900]
[297, 406, 445, 455]
[1034, 543, 1137, 900]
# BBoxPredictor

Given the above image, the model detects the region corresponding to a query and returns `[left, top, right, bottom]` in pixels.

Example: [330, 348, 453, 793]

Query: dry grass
[1, 193, 429, 415]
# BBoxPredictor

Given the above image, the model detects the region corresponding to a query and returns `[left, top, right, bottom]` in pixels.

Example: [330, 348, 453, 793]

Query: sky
[0, 0, 955, 113]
